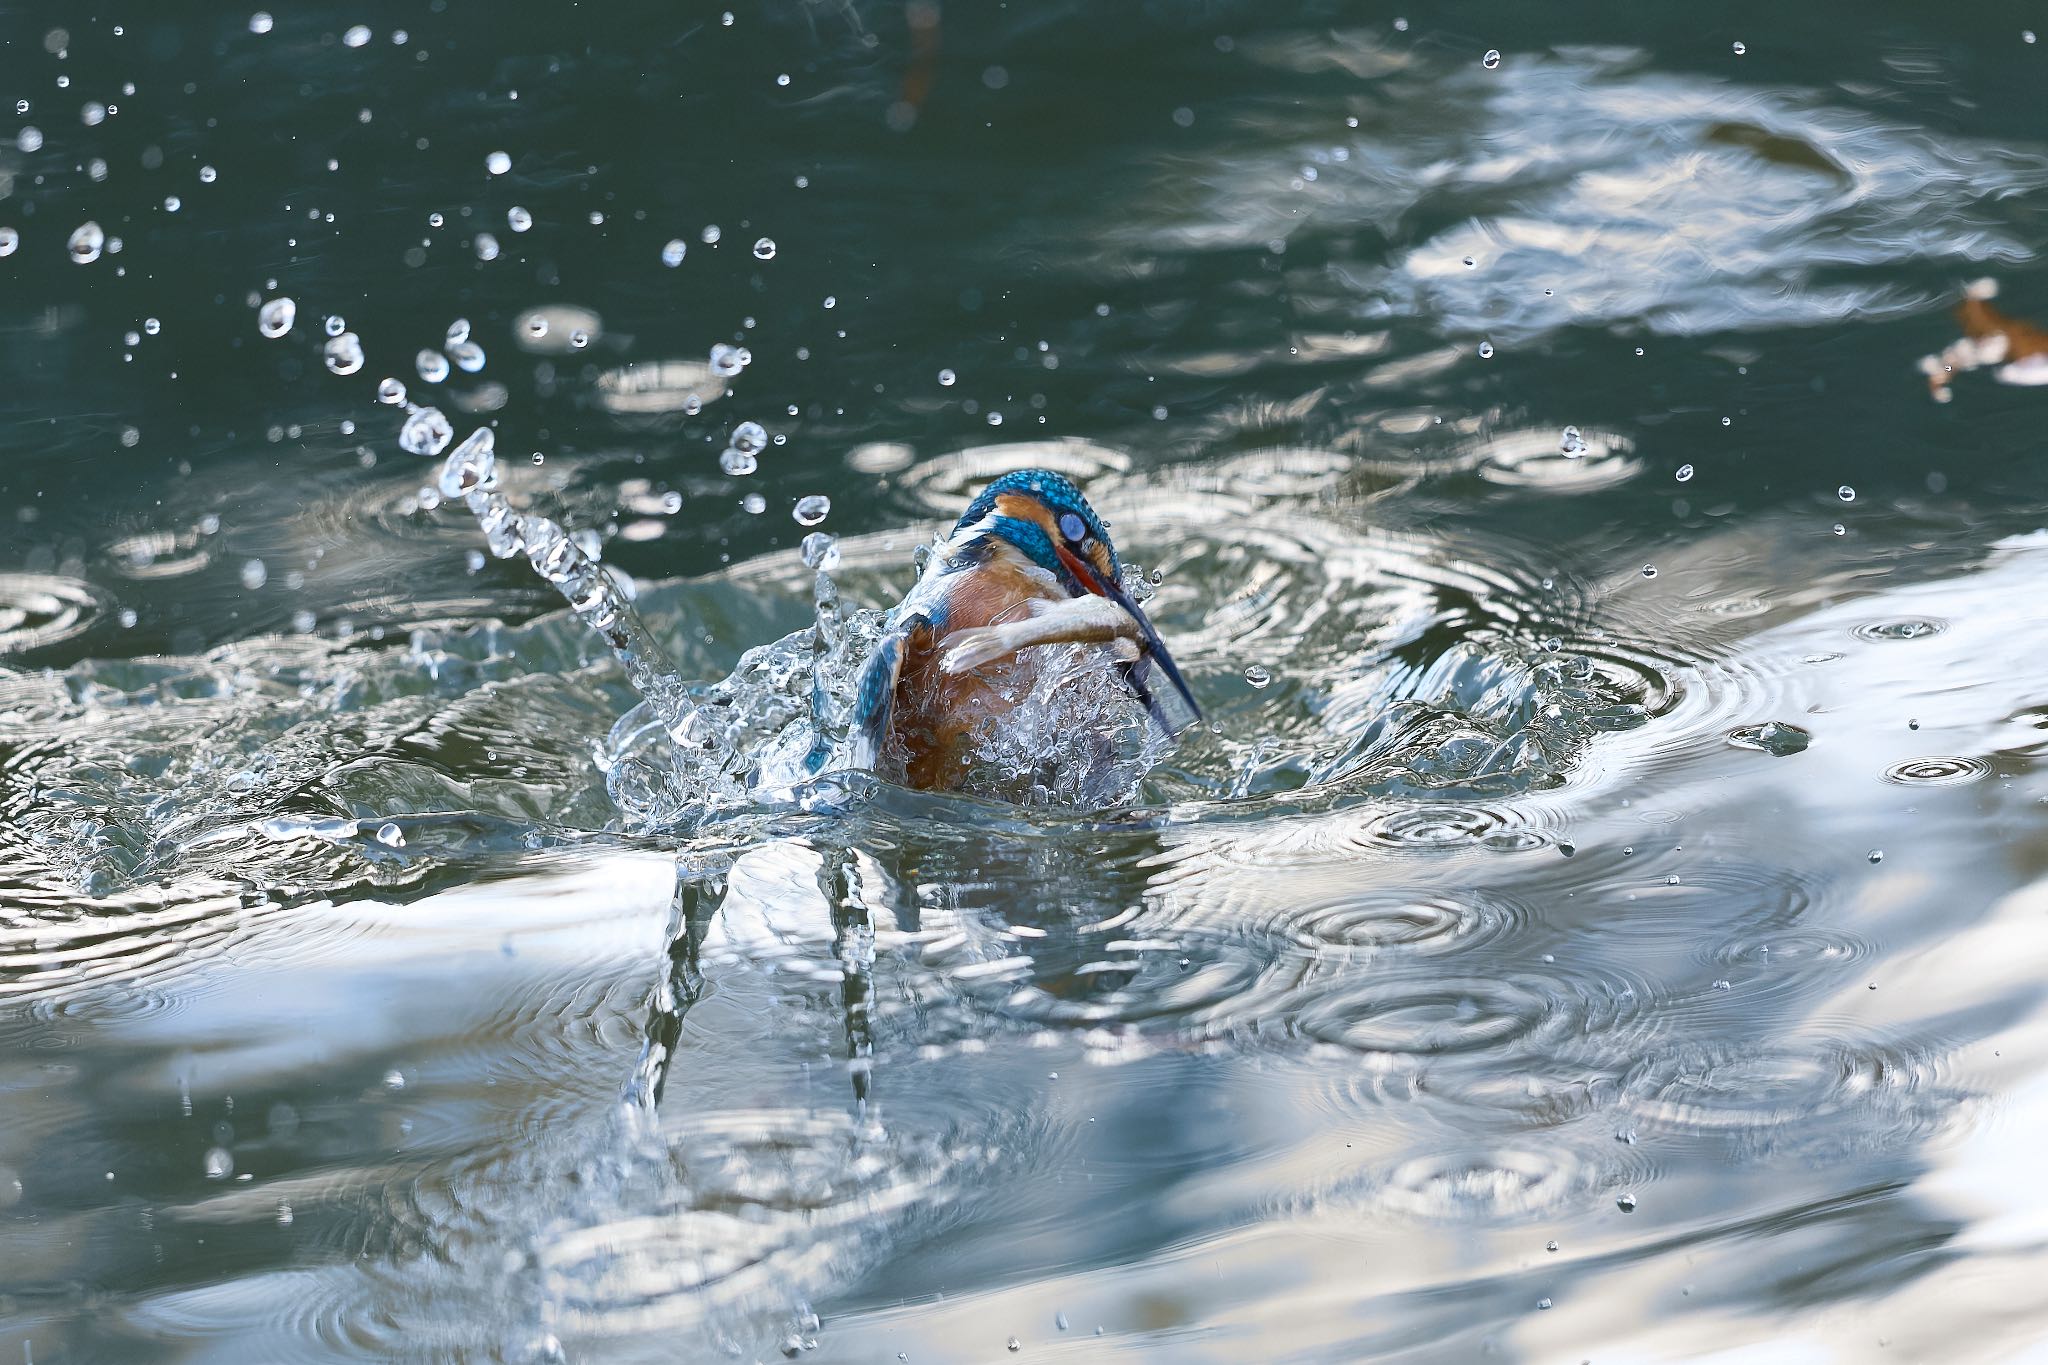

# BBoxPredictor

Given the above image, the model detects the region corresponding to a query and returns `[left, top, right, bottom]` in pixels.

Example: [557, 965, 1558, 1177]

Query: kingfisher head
[954, 468, 1201, 733]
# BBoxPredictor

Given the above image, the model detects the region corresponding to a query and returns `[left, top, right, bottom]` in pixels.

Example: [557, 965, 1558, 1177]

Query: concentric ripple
[1853, 618, 1947, 642]
[1882, 756, 1990, 786]
[1622, 1038, 1959, 1155]
[0, 574, 107, 655]
[1353, 803, 1552, 854]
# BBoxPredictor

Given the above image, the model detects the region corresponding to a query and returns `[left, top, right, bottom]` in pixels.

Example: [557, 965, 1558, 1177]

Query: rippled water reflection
[8, 3, 2048, 1361]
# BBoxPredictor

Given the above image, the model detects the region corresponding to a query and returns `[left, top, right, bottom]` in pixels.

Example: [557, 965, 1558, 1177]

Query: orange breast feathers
[885, 542, 1067, 790]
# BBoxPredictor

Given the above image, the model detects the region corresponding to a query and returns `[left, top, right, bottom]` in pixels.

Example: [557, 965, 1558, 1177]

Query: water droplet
[525, 315, 549, 340]
[793, 494, 830, 526]
[753, 236, 777, 260]
[485, 150, 511, 175]
[249, 11, 274, 33]
[569, 329, 589, 349]
[204, 1147, 234, 1180]
[1731, 40, 1747, 55]
[377, 377, 406, 405]
[258, 297, 295, 338]
[1477, 340, 1495, 359]
[473, 232, 500, 262]
[1244, 663, 1272, 688]
[67, 220, 104, 263]
[801, 531, 840, 569]
[719, 448, 758, 476]
[343, 24, 370, 47]
[445, 317, 470, 346]
[1837, 485, 1855, 502]
[709, 343, 746, 377]
[199, 164, 218, 184]
[450, 341, 485, 373]
[1833, 523, 1846, 536]
[322, 313, 347, 338]
[1616, 1193, 1637, 1212]
[661, 238, 686, 267]
[323, 332, 364, 376]
[1537, 1298, 1553, 1311]
[1676, 463, 1695, 482]
[239, 559, 267, 590]
[732, 420, 767, 454]
[1641, 564, 1657, 578]
[1007, 1341, 1021, 1354]
[1868, 849, 1884, 864]
[375, 823, 404, 848]
[0, 227, 16, 258]
[164, 194, 182, 212]
[1546, 1240, 1559, 1252]
[1559, 425, 1586, 456]
[938, 368, 957, 386]
[742, 493, 766, 514]
[701, 224, 722, 244]
[438, 427, 497, 498]
[507, 205, 532, 233]
[399, 407, 453, 456]
[1482, 48, 1502, 68]
[18, 126, 43, 153]
[416, 349, 450, 383]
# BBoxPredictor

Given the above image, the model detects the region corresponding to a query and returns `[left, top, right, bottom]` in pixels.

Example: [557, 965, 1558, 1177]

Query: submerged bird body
[852, 470, 1200, 792]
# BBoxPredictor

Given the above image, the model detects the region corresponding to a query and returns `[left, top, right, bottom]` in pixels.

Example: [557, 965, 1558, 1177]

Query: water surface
[6, 3, 2048, 1361]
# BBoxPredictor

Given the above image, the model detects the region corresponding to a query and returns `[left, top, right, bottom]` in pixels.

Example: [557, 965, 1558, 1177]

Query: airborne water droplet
[792, 494, 830, 526]
[1244, 663, 1272, 688]
[323, 332, 365, 375]
[938, 368, 957, 386]
[375, 823, 404, 848]
[661, 238, 686, 267]
[1676, 463, 1695, 482]
[1477, 340, 1495, 358]
[507, 205, 532, 233]
[1482, 48, 1502, 68]
[343, 23, 370, 46]
[1731, 40, 1747, 55]
[485, 150, 511, 175]
[732, 420, 767, 454]
[377, 377, 406, 405]
[258, 297, 295, 338]
[1838, 485, 1855, 502]
[417, 349, 450, 383]
[752, 236, 777, 260]
[438, 427, 497, 498]
[399, 407, 453, 456]
[67, 220, 104, 263]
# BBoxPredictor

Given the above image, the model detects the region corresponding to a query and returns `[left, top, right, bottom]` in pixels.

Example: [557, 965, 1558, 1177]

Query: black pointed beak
[1088, 565, 1202, 737]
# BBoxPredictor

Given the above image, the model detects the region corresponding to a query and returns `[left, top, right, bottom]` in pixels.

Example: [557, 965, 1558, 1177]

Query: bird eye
[1057, 512, 1087, 543]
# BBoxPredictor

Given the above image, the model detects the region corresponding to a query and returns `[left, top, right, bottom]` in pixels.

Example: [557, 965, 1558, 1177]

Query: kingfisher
[850, 469, 1202, 792]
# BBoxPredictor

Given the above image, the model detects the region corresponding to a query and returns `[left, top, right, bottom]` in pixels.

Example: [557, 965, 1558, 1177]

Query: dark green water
[7, 3, 2048, 1361]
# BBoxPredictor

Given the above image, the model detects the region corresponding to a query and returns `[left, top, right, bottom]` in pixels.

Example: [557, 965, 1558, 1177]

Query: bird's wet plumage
[853, 470, 1200, 792]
